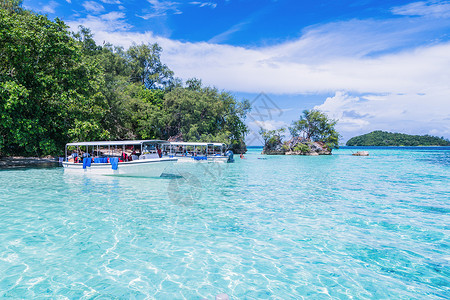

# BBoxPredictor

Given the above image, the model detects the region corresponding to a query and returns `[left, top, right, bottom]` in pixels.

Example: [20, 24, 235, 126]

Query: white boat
[162, 142, 234, 163]
[62, 140, 177, 177]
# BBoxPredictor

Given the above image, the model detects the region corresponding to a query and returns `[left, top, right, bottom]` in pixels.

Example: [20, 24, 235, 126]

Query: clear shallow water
[0, 147, 449, 299]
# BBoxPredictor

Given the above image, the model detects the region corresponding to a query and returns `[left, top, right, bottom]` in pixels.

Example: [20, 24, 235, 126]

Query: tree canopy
[289, 109, 339, 149]
[346, 131, 450, 146]
[0, 9, 108, 156]
[0, 5, 250, 156]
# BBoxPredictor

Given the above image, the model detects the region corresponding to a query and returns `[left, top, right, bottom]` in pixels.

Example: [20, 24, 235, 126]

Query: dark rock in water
[261, 134, 285, 155]
[261, 141, 285, 155]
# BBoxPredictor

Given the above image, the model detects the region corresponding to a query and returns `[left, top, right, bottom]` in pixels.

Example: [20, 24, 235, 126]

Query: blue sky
[23, 0, 450, 144]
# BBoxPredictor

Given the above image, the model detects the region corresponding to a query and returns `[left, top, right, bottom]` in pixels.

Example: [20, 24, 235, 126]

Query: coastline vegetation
[0, 1, 250, 157]
[346, 131, 450, 146]
[261, 109, 340, 155]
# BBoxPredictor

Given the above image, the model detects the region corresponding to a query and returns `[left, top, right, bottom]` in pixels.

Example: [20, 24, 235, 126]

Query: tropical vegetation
[346, 131, 450, 146]
[0, 1, 250, 156]
[288, 109, 339, 149]
[261, 109, 340, 155]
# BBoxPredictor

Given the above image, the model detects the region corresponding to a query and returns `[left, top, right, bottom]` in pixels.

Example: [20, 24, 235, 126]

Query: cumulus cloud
[315, 91, 450, 141]
[250, 120, 288, 131]
[72, 15, 450, 94]
[66, 8, 450, 139]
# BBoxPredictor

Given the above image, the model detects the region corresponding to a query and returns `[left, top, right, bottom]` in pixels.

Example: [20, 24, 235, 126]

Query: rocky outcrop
[261, 136, 285, 155]
[262, 136, 332, 155]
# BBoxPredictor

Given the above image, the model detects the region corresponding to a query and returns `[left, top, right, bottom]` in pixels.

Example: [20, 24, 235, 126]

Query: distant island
[346, 131, 450, 146]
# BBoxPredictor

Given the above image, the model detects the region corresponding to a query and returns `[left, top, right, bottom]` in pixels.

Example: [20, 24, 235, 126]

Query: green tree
[289, 109, 339, 149]
[72, 26, 101, 55]
[127, 43, 174, 89]
[163, 83, 250, 149]
[0, 6, 252, 156]
[0, 0, 22, 12]
[0, 9, 108, 156]
[259, 128, 285, 150]
[346, 131, 450, 146]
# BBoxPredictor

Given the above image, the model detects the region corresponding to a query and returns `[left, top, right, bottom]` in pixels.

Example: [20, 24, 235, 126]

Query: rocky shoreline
[0, 156, 60, 168]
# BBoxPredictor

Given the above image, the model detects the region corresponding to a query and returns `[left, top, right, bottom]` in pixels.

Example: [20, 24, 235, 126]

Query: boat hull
[168, 156, 229, 163]
[62, 158, 177, 177]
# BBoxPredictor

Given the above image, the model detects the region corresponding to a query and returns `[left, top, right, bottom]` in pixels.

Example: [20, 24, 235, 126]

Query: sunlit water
[0, 147, 449, 299]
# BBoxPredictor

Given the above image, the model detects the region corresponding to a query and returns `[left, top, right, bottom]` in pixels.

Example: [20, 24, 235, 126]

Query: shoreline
[0, 156, 60, 168]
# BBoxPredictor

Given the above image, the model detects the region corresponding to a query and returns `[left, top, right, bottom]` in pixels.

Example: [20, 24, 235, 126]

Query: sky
[23, 0, 450, 145]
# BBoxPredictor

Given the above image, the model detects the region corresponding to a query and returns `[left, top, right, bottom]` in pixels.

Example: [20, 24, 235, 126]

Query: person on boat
[157, 146, 162, 158]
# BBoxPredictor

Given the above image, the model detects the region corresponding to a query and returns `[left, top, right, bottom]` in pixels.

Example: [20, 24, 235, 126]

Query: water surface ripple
[0, 147, 449, 299]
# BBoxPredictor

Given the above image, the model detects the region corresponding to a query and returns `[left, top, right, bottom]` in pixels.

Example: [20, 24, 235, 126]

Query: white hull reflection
[63, 158, 176, 177]
[172, 156, 229, 163]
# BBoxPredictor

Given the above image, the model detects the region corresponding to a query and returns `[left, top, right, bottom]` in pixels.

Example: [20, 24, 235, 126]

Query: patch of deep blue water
[0, 147, 449, 299]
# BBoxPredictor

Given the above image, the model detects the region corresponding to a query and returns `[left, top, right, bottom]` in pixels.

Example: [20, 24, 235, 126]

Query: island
[261, 110, 339, 155]
[346, 131, 450, 146]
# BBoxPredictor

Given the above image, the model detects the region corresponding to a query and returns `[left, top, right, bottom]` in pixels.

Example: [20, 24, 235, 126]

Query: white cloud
[67, 14, 131, 32]
[100, 0, 121, 4]
[138, 0, 181, 19]
[250, 120, 288, 131]
[315, 91, 450, 141]
[69, 20, 450, 93]
[392, 1, 450, 18]
[82, 1, 105, 14]
[190, 2, 217, 9]
[42, 1, 58, 13]
[67, 9, 450, 139]
[100, 11, 126, 22]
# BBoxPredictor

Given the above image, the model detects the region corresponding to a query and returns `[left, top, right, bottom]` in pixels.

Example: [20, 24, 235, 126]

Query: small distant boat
[62, 140, 177, 177]
[352, 151, 369, 156]
[162, 142, 234, 163]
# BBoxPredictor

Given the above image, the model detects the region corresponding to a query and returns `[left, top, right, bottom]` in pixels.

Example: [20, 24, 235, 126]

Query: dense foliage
[260, 110, 339, 154]
[0, 4, 250, 156]
[289, 109, 340, 149]
[259, 128, 285, 150]
[346, 131, 450, 146]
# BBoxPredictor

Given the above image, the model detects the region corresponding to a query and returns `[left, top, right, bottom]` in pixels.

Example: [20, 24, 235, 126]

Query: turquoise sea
[0, 147, 449, 299]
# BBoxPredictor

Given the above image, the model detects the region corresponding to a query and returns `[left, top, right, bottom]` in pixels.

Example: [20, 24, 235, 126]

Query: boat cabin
[65, 140, 169, 163]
